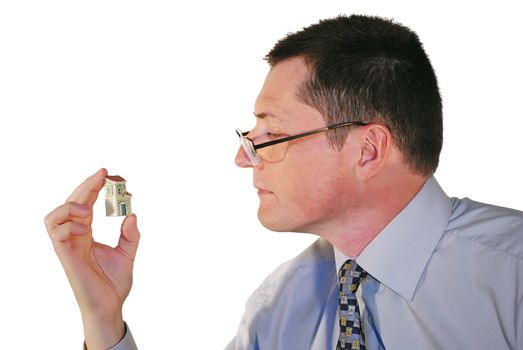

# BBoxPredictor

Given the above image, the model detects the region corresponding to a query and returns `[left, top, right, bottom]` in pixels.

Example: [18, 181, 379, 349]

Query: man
[45, 15, 522, 350]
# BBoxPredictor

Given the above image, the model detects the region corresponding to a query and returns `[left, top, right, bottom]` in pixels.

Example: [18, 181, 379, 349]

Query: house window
[117, 187, 123, 195]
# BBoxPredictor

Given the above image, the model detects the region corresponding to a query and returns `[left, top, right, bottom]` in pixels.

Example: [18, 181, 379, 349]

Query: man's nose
[235, 146, 252, 168]
[235, 146, 265, 169]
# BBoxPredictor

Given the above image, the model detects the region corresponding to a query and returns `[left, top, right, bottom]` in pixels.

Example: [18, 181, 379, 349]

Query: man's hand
[44, 168, 140, 350]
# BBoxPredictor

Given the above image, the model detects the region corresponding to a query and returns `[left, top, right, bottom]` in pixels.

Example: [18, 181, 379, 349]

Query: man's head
[266, 15, 442, 175]
[236, 15, 441, 247]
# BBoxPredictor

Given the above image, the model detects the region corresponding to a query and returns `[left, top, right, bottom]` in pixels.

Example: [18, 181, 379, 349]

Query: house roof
[105, 175, 126, 183]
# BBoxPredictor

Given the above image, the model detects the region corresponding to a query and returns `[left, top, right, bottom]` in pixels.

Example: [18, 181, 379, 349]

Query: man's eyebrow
[253, 112, 281, 120]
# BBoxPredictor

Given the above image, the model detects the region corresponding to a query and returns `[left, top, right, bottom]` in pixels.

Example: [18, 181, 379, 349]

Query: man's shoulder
[244, 238, 336, 312]
[233, 239, 338, 349]
[447, 197, 523, 260]
[255, 238, 335, 293]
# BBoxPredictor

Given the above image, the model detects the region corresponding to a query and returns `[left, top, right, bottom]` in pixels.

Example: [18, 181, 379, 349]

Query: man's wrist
[83, 315, 125, 350]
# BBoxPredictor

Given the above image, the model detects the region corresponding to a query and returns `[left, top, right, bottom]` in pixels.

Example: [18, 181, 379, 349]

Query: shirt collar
[334, 176, 452, 300]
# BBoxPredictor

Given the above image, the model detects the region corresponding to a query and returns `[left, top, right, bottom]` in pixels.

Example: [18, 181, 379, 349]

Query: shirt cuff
[83, 322, 138, 350]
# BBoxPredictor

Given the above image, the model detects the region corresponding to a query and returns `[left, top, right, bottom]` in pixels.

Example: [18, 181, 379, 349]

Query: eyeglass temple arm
[251, 121, 368, 150]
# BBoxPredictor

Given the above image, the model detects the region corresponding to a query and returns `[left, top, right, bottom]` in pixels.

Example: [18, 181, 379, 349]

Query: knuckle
[65, 202, 75, 216]
[43, 213, 51, 227]
[50, 222, 70, 242]
[44, 210, 58, 231]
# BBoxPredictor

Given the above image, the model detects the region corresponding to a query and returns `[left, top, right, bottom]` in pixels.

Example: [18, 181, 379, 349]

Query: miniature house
[104, 175, 132, 216]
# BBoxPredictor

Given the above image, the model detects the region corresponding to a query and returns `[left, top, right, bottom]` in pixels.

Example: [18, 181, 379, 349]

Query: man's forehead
[253, 92, 302, 125]
[252, 57, 313, 126]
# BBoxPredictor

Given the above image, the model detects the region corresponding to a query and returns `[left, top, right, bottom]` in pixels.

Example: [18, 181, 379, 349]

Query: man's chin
[257, 209, 305, 233]
[257, 206, 320, 235]
[257, 210, 288, 232]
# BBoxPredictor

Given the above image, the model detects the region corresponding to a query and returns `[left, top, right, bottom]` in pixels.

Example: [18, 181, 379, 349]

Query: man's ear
[355, 124, 392, 179]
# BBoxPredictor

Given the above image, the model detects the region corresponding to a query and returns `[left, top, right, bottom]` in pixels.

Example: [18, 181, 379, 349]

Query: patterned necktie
[337, 260, 368, 350]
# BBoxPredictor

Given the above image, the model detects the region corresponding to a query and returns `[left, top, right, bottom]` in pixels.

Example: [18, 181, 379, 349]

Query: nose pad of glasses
[236, 129, 261, 166]
[243, 148, 260, 166]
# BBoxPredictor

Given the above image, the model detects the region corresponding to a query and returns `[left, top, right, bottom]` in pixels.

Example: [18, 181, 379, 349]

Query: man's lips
[255, 186, 272, 195]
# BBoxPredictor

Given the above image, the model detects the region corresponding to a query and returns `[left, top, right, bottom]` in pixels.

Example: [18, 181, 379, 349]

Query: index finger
[66, 168, 108, 206]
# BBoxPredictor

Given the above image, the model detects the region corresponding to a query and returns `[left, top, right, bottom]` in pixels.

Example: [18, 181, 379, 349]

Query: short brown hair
[266, 15, 443, 175]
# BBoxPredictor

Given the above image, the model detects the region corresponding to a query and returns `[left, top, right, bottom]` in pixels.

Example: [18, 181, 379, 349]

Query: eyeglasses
[236, 121, 368, 165]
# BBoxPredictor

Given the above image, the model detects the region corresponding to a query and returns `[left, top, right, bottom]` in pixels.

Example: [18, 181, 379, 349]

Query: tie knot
[339, 260, 367, 292]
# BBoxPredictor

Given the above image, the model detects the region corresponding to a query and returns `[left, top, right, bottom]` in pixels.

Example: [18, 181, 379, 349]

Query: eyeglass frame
[236, 120, 369, 165]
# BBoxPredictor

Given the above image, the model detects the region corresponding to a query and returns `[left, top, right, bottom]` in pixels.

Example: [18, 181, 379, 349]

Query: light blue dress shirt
[225, 177, 523, 350]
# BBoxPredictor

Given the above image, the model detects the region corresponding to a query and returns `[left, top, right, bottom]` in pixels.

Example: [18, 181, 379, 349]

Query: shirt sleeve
[223, 337, 236, 350]
[83, 323, 138, 350]
[224, 336, 258, 350]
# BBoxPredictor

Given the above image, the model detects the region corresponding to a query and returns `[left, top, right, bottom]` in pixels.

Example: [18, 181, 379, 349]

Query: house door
[120, 203, 128, 216]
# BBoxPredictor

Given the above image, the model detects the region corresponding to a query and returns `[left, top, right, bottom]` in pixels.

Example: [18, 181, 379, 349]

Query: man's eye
[251, 131, 285, 143]
[266, 132, 283, 139]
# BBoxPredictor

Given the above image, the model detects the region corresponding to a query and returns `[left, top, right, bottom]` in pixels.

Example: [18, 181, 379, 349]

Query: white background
[0, 1, 521, 348]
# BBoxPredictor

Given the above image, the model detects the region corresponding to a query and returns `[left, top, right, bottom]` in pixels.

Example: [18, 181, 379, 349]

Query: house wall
[104, 181, 131, 216]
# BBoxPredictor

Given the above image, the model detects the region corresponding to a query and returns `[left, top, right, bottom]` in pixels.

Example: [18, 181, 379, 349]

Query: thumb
[118, 214, 141, 260]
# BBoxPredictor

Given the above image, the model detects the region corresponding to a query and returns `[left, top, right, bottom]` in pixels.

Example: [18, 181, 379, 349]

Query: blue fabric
[226, 177, 523, 350]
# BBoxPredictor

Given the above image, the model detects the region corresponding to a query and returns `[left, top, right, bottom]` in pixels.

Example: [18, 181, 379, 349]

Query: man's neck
[322, 174, 429, 257]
